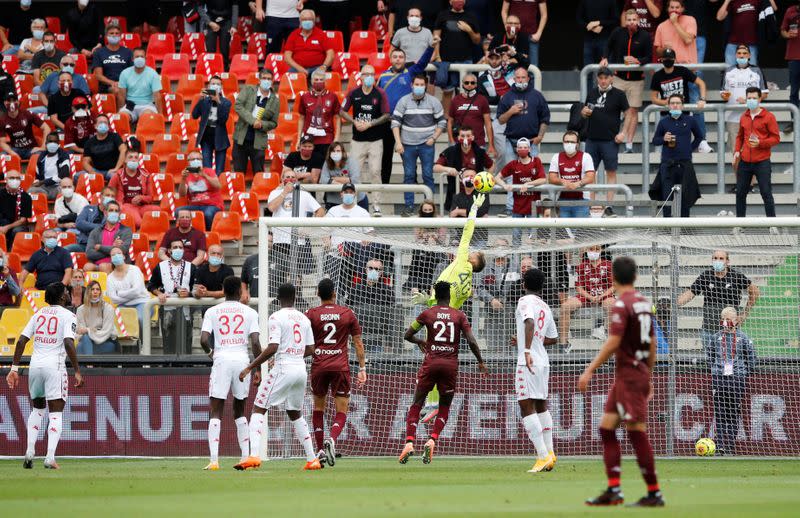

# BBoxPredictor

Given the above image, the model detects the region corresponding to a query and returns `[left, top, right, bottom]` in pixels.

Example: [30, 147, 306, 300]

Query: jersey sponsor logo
[315, 348, 342, 356]
[430, 344, 455, 353]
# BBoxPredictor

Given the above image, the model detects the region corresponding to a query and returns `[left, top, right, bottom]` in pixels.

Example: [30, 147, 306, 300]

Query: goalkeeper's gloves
[411, 291, 430, 306]
[468, 193, 486, 219]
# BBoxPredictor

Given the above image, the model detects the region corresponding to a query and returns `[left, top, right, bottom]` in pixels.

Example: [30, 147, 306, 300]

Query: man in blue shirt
[38, 55, 90, 100]
[19, 228, 73, 290]
[497, 67, 550, 160]
[92, 22, 133, 95]
[650, 94, 703, 217]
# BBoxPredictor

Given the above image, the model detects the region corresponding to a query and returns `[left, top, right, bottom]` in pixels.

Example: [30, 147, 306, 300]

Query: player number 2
[433, 321, 455, 343]
[323, 322, 337, 344]
[638, 313, 652, 345]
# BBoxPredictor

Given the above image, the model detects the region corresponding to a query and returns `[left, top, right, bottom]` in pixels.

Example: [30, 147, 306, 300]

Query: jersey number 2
[322, 323, 337, 344]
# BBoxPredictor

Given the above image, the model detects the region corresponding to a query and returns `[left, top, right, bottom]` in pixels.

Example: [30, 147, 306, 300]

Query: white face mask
[330, 151, 343, 162]
[6, 179, 20, 190]
[61, 187, 74, 198]
[587, 251, 601, 261]
[408, 16, 421, 28]
[563, 142, 577, 154]
[74, 109, 88, 118]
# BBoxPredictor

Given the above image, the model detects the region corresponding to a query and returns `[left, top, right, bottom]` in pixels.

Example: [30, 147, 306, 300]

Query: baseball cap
[596, 66, 613, 77]
[72, 96, 88, 107]
[661, 48, 676, 60]
[516, 137, 531, 149]
[5, 91, 17, 101]
[299, 134, 314, 145]
[341, 182, 356, 192]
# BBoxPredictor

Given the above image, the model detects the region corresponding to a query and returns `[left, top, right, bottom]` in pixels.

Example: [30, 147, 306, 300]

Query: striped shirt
[391, 93, 446, 146]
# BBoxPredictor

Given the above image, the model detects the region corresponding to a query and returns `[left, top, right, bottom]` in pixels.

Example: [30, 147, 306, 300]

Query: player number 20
[35, 315, 58, 335]
[433, 321, 455, 343]
[638, 313, 652, 345]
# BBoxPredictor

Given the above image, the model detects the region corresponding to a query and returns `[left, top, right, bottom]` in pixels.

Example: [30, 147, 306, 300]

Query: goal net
[259, 216, 800, 458]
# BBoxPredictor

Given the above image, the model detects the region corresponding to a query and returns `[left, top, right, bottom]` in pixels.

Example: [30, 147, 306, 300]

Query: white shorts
[516, 364, 550, 401]
[28, 366, 68, 401]
[253, 364, 307, 411]
[209, 356, 251, 400]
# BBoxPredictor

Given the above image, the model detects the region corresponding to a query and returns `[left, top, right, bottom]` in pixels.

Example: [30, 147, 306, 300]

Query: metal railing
[424, 63, 542, 92]
[641, 103, 800, 193]
[299, 183, 434, 201]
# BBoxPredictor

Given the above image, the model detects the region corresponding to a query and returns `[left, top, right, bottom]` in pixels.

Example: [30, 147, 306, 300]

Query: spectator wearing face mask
[15, 18, 46, 72]
[721, 45, 768, 159]
[81, 114, 126, 180]
[108, 149, 160, 227]
[192, 75, 231, 175]
[92, 22, 133, 95]
[55, 177, 89, 233]
[494, 138, 546, 247]
[434, 126, 494, 212]
[547, 130, 596, 219]
[716, 0, 777, 66]
[0, 249, 21, 313]
[489, 14, 530, 68]
[0, 92, 50, 160]
[31, 31, 65, 88]
[47, 72, 83, 131]
[66, 268, 86, 310]
[72, 186, 117, 253]
[147, 239, 197, 355]
[158, 209, 208, 266]
[66, 0, 103, 57]
[63, 96, 96, 154]
[477, 49, 514, 106]
[175, 151, 224, 231]
[446, 74, 494, 156]
[391, 7, 434, 64]
[117, 47, 163, 123]
[283, 9, 335, 75]
[39, 55, 91, 98]
[193, 244, 234, 299]
[84, 199, 132, 273]
[497, 67, 549, 161]
[297, 68, 341, 158]
[320, 142, 367, 210]
[0, 0, 40, 57]
[106, 245, 152, 330]
[283, 135, 324, 184]
[0, 169, 32, 249]
[232, 69, 279, 175]
[20, 228, 74, 290]
[31, 134, 71, 199]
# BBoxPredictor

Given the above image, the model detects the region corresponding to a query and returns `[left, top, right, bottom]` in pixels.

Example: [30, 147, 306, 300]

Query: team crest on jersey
[71, 322, 77, 332]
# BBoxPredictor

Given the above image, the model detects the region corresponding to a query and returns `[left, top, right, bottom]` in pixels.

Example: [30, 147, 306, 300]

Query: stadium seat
[229, 32, 243, 56]
[19, 288, 47, 313]
[274, 113, 299, 144]
[179, 33, 205, 60]
[119, 208, 138, 230]
[92, 93, 117, 116]
[367, 52, 390, 73]
[120, 33, 141, 50]
[115, 306, 140, 345]
[0, 325, 9, 353]
[55, 33, 73, 53]
[108, 113, 131, 136]
[246, 33, 269, 60]
[69, 54, 89, 74]
[33, 214, 59, 235]
[165, 153, 189, 179]
[0, 309, 34, 348]
[269, 153, 284, 174]
[69, 251, 87, 270]
[332, 52, 360, 79]
[175, 74, 206, 98]
[1, 55, 19, 75]
[325, 31, 345, 53]
[265, 53, 289, 81]
[205, 231, 221, 249]
[104, 16, 128, 33]
[348, 31, 377, 60]
[28, 193, 48, 220]
[324, 72, 342, 93]
[0, 233, 6, 252]
[14, 75, 33, 96]
[150, 134, 181, 158]
[159, 193, 186, 218]
[211, 211, 242, 242]
[136, 112, 166, 139]
[11, 232, 41, 262]
[45, 16, 61, 34]
[134, 251, 159, 278]
[196, 53, 224, 76]
[190, 211, 206, 233]
[161, 93, 185, 121]
[218, 72, 239, 95]
[130, 232, 151, 256]
[86, 271, 108, 292]
[230, 191, 259, 222]
[150, 173, 176, 200]
[161, 53, 192, 79]
[169, 114, 198, 143]
[236, 16, 254, 40]
[0, 154, 21, 176]
[20, 92, 44, 112]
[146, 33, 177, 62]
[139, 153, 160, 173]
[219, 171, 245, 200]
[140, 211, 171, 240]
[277, 73, 307, 100]
[76, 172, 105, 201]
[229, 54, 259, 78]
[368, 14, 389, 40]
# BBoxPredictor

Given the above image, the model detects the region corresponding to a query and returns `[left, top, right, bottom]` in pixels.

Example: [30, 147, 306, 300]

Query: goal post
[258, 216, 800, 458]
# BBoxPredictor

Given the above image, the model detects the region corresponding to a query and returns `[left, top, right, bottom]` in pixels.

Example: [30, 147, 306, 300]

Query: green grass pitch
[1, 457, 798, 517]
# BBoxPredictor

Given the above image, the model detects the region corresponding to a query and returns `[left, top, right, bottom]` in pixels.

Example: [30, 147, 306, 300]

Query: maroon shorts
[604, 375, 650, 423]
[310, 369, 351, 398]
[416, 360, 458, 396]
[576, 294, 614, 306]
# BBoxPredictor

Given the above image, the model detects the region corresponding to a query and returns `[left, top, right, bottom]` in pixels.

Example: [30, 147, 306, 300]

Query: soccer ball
[695, 437, 716, 456]
[472, 171, 495, 193]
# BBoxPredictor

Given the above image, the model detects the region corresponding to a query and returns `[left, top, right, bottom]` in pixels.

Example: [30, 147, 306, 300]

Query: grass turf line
[1, 458, 798, 517]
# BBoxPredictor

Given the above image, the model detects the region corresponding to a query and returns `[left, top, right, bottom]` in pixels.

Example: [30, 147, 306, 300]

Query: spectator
[601, 9, 652, 153]
[47, 72, 82, 131]
[0, 67, 14, 108]
[654, 0, 698, 65]
[722, 45, 768, 155]
[55, 177, 89, 233]
[497, 67, 549, 160]
[476, 49, 514, 107]
[782, 2, 800, 134]
[320, 142, 366, 210]
[283, 9, 334, 75]
[253, 0, 302, 54]
[475, 238, 517, 349]
[117, 47, 163, 123]
[447, 73, 494, 155]
[323, 183, 372, 294]
[40, 55, 90, 99]
[707, 306, 756, 456]
[75, 280, 118, 355]
[0, 1, 39, 57]
[16, 18, 46, 72]
[716, 0, 777, 66]
[316, 0, 351, 47]
[81, 114, 127, 180]
[92, 22, 133, 95]
[106, 246, 152, 331]
[582, 67, 631, 206]
[392, 74, 446, 216]
[576, 0, 618, 80]
[175, 151, 224, 230]
[283, 135, 324, 184]
[66, 268, 86, 311]
[501, 0, 548, 67]
[66, 0, 103, 57]
[0, 92, 49, 159]
[63, 96, 95, 154]
[85, 200, 132, 273]
[386, 0, 445, 35]
[30, 133, 71, 200]
[432, 0, 481, 111]
[0, 248, 20, 312]
[347, 257, 395, 353]
[192, 75, 231, 175]
[489, 15, 530, 68]
[193, 244, 234, 299]
[678, 250, 759, 358]
[622, 0, 662, 38]
[649, 48, 712, 153]
[547, 130, 596, 218]
[450, 169, 489, 247]
[494, 138, 546, 246]
[108, 148, 160, 227]
[391, 7, 433, 64]
[147, 239, 197, 355]
[297, 68, 341, 157]
[404, 199, 447, 293]
[20, 228, 73, 290]
[31, 32, 65, 88]
[434, 126, 494, 212]
[0, 170, 31, 249]
[559, 244, 615, 350]
[232, 69, 279, 175]
[734, 87, 780, 219]
[199, 0, 239, 63]
[240, 251, 259, 303]
[340, 64, 391, 216]
[650, 94, 702, 217]
[158, 209, 208, 266]
[73, 186, 116, 252]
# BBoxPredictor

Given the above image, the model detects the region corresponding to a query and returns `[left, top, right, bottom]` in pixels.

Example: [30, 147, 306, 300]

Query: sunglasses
[462, 81, 476, 85]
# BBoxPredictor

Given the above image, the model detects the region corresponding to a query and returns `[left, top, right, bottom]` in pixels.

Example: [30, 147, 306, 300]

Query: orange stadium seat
[265, 53, 289, 81]
[130, 232, 151, 256]
[325, 31, 345, 53]
[137, 112, 166, 137]
[0, 154, 21, 176]
[331, 52, 360, 79]
[250, 173, 279, 200]
[45, 17, 61, 33]
[190, 211, 206, 233]
[246, 33, 269, 60]
[170, 115, 199, 143]
[33, 214, 59, 234]
[161, 92, 185, 121]
[139, 153, 160, 173]
[84, 73, 99, 95]
[55, 33, 73, 53]
[92, 93, 117, 116]
[218, 72, 238, 95]
[229, 54, 258, 78]
[56, 231, 76, 248]
[161, 53, 192, 79]
[120, 33, 141, 50]
[6, 253, 21, 273]
[219, 171, 245, 200]
[70, 54, 88, 74]
[29, 193, 48, 218]
[165, 153, 188, 179]
[324, 71, 342, 93]
[229, 33, 243, 56]
[160, 193, 187, 217]
[108, 113, 131, 136]
[14, 75, 33, 96]
[147, 33, 177, 62]
[76, 172, 105, 200]
[368, 52, 390, 73]
[211, 211, 242, 242]
[150, 173, 176, 200]
[1, 55, 19, 75]
[21, 92, 44, 111]
[205, 231, 221, 249]
[104, 16, 128, 33]
[140, 211, 170, 240]
[269, 154, 284, 174]
[230, 191, 259, 222]
[195, 53, 224, 76]
[348, 31, 377, 60]
[179, 33, 205, 60]
[135, 252, 159, 277]
[274, 113, 299, 144]
[119, 207, 138, 230]
[11, 232, 41, 262]
[175, 74, 206, 98]
[151, 134, 181, 158]
[0, 233, 6, 252]
[277, 73, 307, 100]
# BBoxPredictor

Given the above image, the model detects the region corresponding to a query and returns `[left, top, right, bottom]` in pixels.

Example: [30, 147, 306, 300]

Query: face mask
[312, 82, 325, 92]
[45, 238, 58, 249]
[103, 195, 115, 206]
[746, 98, 759, 111]
[669, 109, 682, 119]
[61, 187, 74, 198]
[259, 79, 272, 91]
[79, 0, 89, 7]
[209, 256, 223, 267]
[366, 269, 380, 282]
[342, 193, 356, 205]
[587, 251, 601, 261]
[171, 249, 184, 261]
[74, 109, 88, 118]
[32, 30, 44, 40]
[209, 84, 221, 94]
[96, 122, 109, 134]
[61, 82, 72, 92]
[178, 219, 191, 229]
[71, 278, 83, 287]
[421, 211, 434, 218]
[21, 0, 32, 7]
[0, 258, 4, 267]
[460, 137, 472, 148]
[712, 260, 725, 272]
[106, 211, 120, 224]
[408, 16, 421, 28]
[133, 57, 146, 69]
[330, 151, 343, 162]
[46, 142, 59, 154]
[515, 81, 528, 90]
[62, 65, 74, 74]
[412, 85, 425, 97]
[590, 211, 604, 219]
[6, 179, 20, 190]
[662, 59, 675, 68]
[517, 148, 529, 159]
[111, 253, 125, 266]
[107, 35, 120, 45]
[6, 102, 18, 113]
[721, 319, 736, 329]
[463, 88, 476, 97]
[126, 160, 139, 170]
[301, 20, 314, 31]
[736, 57, 749, 67]
[43, 42, 54, 52]
[362, 75, 375, 88]
[507, 26, 516, 36]
[189, 159, 203, 170]
[563, 142, 577, 154]
[90, 296, 101, 304]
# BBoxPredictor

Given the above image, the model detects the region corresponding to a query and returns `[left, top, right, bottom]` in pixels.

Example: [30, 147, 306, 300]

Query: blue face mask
[44, 238, 58, 249]
[366, 269, 380, 282]
[111, 254, 125, 266]
[32, 29, 44, 40]
[412, 85, 425, 97]
[171, 249, 184, 261]
[189, 159, 203, 170]
[362, 75, 375, 88]
[745, 98, 759, 111]
[669, 109, 682, 119]
[107, 35, 120, 45]
[46, 142, 59, 154]
[126, 160, 139, 170]
[301, 20, 314, 31]
[208, 256, 223, 267]
[342, 193, 356, 205]
[260, 79, 272, 91]
[133, 56, 146, 69]
[712, 260, 725, 272]
[61, 65, 74, 74]
[736, 57, 749, 67]
[96, 122, 109, 134]
[106, 211, 120, 224]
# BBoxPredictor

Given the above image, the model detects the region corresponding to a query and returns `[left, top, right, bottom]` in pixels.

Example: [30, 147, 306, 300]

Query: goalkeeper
[410, 192, 487, 421]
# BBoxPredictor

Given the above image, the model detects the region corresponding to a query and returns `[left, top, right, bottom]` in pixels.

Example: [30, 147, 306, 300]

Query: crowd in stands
[0, 0, 793, 354]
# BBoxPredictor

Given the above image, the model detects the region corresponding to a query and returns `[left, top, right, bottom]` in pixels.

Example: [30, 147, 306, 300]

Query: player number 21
[638, 313, 652, 345]
[433, 321, 455, 343]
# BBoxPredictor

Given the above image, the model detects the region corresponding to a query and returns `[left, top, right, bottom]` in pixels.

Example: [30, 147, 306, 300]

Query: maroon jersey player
[578, 257, 664, 508]
[305, 278, 366, 467]
[399, 281, 487, 465]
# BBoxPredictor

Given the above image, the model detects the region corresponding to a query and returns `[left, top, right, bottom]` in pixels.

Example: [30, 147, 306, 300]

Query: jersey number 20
[35, 315, 58, 335]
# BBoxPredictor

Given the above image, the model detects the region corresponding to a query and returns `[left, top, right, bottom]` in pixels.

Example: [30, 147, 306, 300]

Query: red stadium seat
[161, 92, 185, 121]
[367, 52, 390, 73]
[56, 231, 76, 248]
[69, 54, 89, 75]
[160, 53, 192, 79]
[21, 92, 44, 112]
[6, 252, 21, 273]
[28, 193, 48, 220]
[331, 52, 360, 79]
[210, 211, 242, 242]
[14, 75, 33, 96]
[250, 172, 280, 201]
[169, 115, 199, 143]
[11, 232, 41, 262]
[219, 171, 245, 200]
[229, 54, 259, 78]
[104, 16, 128, 33]
[84, 73, 99, 95]
[218, 72, 238, 96]
[91, 93, 117, 116]
[140, 211, 171, 240]
[130, 232, 151, 256]
[230, 191, 259, 222]
[229, 32, 243, 56]
[33, 214, 59, 235]
[108, 113, 131, 136]
[45, 17, 61, 34]
[175, 74, 206, 98]
[190, 211, 206, 233]
[0, 154, 21, 176]
[0, 233, 6, 252]
[325, 31, 345, 53]
[146, 33, 177, 62]
[246, 33, 269, 60]
[179, 33, 205, 60]
[205, 231, 221, 249]
[76, 172, 105, 201]
[195, 53, 224, 76]
[237, 16, 254, 40]
[139, 153, 160, 173]
[165, 153, 188, 179]
[1, 55, 19, 75]
[150, 173, 176, 200]
[135, 252, 159, 278]
[277, 73, 307, 100]
[348, 31, 377, 60]
[120, 33, 141, 50]
[265, 53, 289, 81]
[55, 33, 73, 53]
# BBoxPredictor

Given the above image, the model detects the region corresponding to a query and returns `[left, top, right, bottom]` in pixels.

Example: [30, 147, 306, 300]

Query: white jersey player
[234, 283, 322, 471]
[5, 283, 83, 470]
[515, 269, 558, 474]
[200, 276, 261, 471]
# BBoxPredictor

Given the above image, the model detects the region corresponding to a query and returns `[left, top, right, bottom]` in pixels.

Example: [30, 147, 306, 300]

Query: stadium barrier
[423, 64, 543, 93]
